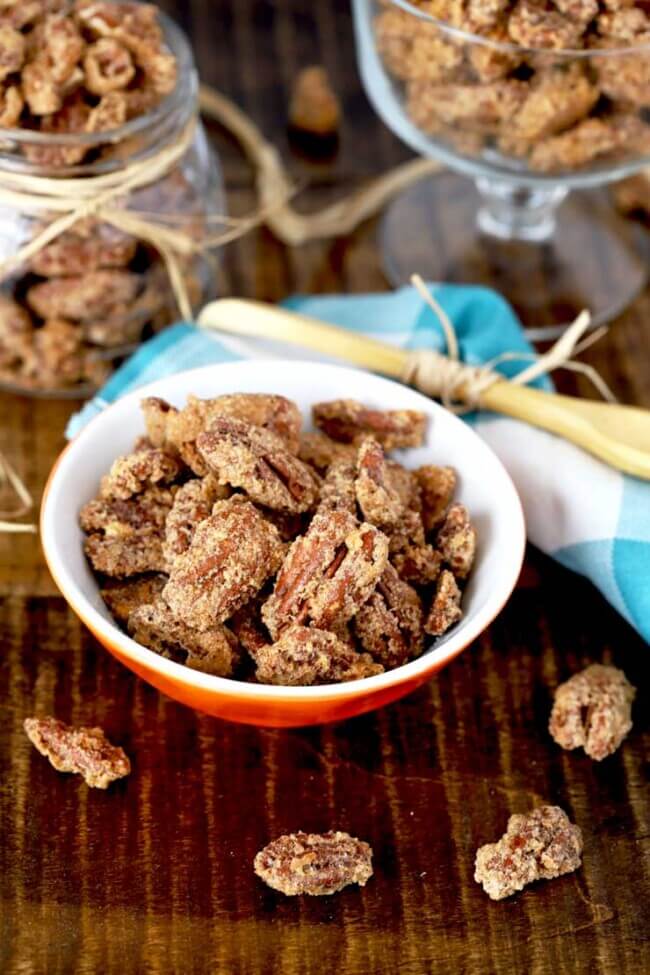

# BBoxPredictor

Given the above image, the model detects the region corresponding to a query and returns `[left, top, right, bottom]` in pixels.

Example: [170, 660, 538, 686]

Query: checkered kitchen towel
[67, 284, 650, 643]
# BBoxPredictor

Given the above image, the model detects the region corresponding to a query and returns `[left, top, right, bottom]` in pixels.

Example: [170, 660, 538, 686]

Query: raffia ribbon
[401, 275, 616, 410]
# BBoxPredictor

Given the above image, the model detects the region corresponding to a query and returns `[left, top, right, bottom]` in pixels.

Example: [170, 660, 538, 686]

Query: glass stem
[475, 178, 568, 243]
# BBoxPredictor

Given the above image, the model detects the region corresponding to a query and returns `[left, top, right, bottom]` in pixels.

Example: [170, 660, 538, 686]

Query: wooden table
[1, 2, 649, 972]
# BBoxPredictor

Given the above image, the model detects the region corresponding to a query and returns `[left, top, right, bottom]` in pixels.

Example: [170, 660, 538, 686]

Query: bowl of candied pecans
[41, 360, 525, 727]
[352, 0, 650, 334]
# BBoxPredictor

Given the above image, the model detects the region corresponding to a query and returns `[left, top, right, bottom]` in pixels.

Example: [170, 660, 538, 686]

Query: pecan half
[354, 563, 423, 669]
[475, 806, 583, 900]
[83, 37, 135, 94]
[549, 663, 636, 761]
[262, 509, 388, 637]
[163, 498, 285, 630]
[313, 399, 427, 450]
[415, 464, 456, 534]
[355, 437, 404, 530]
[436, 503, 476, 579]
[425, 569, 462, 637]
[80, 485, 175, 577]
[254, 831, 373, 896]
[128, 598, 240, 677]
[253, 624, 383, 686]
[197, 416, 319, 513]
[24, 716, 130, 789]
[100, 446, 182, 501]
[162, 475, 228, 567]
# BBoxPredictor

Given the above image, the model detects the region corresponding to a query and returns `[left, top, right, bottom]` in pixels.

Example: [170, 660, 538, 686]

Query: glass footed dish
[353, 0, 650, 337]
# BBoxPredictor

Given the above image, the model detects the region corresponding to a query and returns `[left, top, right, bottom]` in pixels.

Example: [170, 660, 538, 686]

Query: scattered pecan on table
[254, 831, 373, 896]
[24, 716, 131, 789]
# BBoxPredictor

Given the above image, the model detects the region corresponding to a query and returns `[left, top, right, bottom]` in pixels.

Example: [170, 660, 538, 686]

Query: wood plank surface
[1, 2, 648, 973]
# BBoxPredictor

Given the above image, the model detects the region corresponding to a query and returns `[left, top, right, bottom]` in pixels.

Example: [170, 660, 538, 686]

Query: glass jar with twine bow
[0, 12, 243, 398]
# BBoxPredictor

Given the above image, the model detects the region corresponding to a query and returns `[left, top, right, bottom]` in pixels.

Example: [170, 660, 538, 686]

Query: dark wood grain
[1, 2, 649, 973]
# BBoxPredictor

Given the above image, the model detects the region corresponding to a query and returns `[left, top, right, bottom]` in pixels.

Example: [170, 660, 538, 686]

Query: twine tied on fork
[401, 275, 616, 410]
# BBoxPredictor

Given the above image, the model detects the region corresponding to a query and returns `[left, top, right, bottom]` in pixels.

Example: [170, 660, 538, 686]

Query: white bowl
[41, 360, 525, 727]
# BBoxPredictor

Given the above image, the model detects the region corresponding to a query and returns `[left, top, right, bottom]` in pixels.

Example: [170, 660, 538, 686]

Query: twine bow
[401, 275, 616, 410]
[0, 114, 270, 321]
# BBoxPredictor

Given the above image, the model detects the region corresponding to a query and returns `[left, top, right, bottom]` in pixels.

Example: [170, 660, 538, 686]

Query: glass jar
[0, 10, 224, 397]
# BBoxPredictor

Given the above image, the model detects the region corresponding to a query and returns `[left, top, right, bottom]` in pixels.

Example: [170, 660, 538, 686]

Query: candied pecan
[407, 79, 528, 134]
[389, 507, 426, 556]
[594, 38, 650, 109]
[27, 318, 85, 386]
[196, 416, 319, 514]
[39, 13, 85, 84]
[289, 65, 340, 136]
[254, 625, 383, 686]
[100, 573, 167, 626]
[313, 399, 427, 450]
[474, 806, 583, 900]
[30, 223, 137, 277]
[509, 64, 598, 143]
[229, 602, 270, 658]
[100, 447, 182, 501]
[163, 475, 226, 566]
[355, 437, 404, 531]
[425, 569, 462, 637]
[375, 9, 465, 84]
[554, 0, 599, 24]
[0, 1, 46, 31]
[549, 663, 636, 760]
[298, 431, 357, 473]
[80, 485, 175, 577]
[392, 542, 442, 585]
[317, 459, 358, 515]
[86, 89, 127, 132]
[597, 7, 649, 39]
[263, 510, 388, 637]
[21, 58, 63, 116]
[507, 0, 587, 49]
[436, 503, 476, 579]
[416, 464, 456, 533]
[466, 0, 511, 30]
[21, 92, 92, 166]
[26, 270, 141, 321]
[203, 393, 302, 453]
[529, 117, 620, 171]
[354, 563, 423, 669]
[128, 599, 240, 677]
[24, 716, 130, 789]
[163, 498, 285, 630]
[83, 38, 135, 94]
[254, 831, 373, 896]
[0, 83, 22, 124]
[0, 24, 23, 81]
[141, 396, 179, 448]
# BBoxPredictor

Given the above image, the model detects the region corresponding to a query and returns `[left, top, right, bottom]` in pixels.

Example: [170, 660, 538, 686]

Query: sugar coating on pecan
[289, 65, 340, 136]
[100, 447, 182, 501]
[354, 563, 423, 669]
[253, 624, 383, 686]
[313, 399, 427, 450]
[549, 663, 636, 760]
[529, 117, 620, 171]
[204, 393, 303, 453]
[416, 464, 456, 534]
[474, 805, 583, 900]
[436, 503, 476, 579]
[30, 223, 137, 277]
[509, 64, 599, 143]
[375, 9, 465, 84]
[298, 431, 357, 473]
[24, 716, 130, 789]
[254, 831, 373, 896]
[263, 510, 389, 637]
[128, 598, 240, 677]
[392, 541, 442, 586]
[100, 573, 167, 626]
[163, 498, 285, 630]
[197, 416, 319, 514]
[163, 475, 228, 567]
[407, 79, 528, 132]
[425, 569, 462, 637]
[355, 437, 404, 531]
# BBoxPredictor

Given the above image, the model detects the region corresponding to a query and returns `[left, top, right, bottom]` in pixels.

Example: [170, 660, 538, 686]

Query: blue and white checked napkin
[68, 284, 650, 643]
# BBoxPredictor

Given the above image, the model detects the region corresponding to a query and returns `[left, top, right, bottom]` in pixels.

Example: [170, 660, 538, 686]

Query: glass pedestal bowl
[352, 0, 650, 337]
